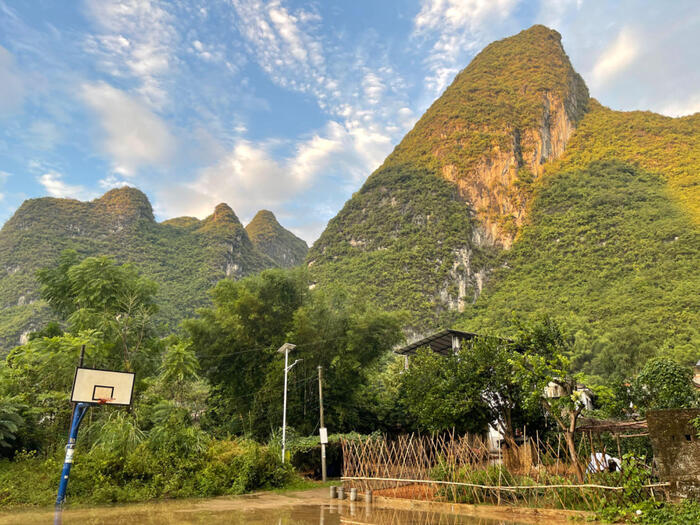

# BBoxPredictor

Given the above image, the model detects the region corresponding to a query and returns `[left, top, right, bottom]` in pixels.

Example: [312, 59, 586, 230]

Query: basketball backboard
[70, 367, 135, 406]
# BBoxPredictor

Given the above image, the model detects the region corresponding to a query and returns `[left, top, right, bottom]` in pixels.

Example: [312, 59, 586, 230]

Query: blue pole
[55, 402, 90, 506]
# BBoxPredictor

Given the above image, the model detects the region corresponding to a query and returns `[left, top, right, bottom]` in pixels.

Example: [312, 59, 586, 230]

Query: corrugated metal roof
[394, 329, 480, 356]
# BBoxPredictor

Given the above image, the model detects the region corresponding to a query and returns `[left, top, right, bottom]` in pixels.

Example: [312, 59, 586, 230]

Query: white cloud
[231, 0, 325, 96]
[0, 45, 25, 116]
[591, 27, 640, 87]
[84, 0, 176, 108]
[156, 117, 394, 241]
[81, 82, 176, 176]
[661, 93, 700, 118]
[38, 172, 91, 199]
[99, 175, 131, 190]
[0, 171, 8, 201]
[414, 0, 519, 94]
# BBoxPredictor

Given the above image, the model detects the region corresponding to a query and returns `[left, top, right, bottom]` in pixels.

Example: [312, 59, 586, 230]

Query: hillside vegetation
[309, 25, 589, 329]
[246, 210, 308, 268]
[310, 25, 699, 377]
[0, 188, 306, 350]
[458, 160, 699, 379]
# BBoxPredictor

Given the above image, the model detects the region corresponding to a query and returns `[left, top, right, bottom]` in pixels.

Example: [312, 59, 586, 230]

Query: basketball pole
[55, 402, 90, 506]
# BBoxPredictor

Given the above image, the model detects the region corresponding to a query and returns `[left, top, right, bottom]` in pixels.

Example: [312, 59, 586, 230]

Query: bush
[0, 437, 295, 507]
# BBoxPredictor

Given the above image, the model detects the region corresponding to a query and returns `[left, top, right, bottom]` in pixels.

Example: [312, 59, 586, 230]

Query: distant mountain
[0, 187, 306, 350]
[245, 210, 308, 268]
[308, 25, 699, 377]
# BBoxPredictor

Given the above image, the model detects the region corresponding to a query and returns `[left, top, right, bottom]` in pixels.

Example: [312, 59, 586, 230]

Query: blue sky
[1, 0, 699, 242]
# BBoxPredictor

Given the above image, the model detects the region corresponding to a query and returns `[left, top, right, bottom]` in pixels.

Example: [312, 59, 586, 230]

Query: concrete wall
[647, 408, 700, 499]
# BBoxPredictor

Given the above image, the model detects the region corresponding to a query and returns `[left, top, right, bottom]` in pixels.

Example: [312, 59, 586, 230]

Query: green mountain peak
[94, 186, 155, 223]
[246, 210, 308, 268]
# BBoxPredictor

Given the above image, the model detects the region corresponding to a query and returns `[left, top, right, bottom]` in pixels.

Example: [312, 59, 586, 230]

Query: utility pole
[278, 343, 298, 463]
[318, 366, 327, 481]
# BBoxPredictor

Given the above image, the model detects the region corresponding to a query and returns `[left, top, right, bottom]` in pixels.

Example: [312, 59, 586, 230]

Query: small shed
[395, 329, 483, 356]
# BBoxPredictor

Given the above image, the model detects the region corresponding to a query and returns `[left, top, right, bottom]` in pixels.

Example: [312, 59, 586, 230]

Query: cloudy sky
[1, 0, 698, 242]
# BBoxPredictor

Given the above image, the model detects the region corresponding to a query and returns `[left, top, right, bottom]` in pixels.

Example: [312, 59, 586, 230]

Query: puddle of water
[0, 498, 527, 525]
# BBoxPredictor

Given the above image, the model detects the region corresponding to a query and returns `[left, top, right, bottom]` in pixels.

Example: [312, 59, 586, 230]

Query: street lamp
[278, 343, 299, 463]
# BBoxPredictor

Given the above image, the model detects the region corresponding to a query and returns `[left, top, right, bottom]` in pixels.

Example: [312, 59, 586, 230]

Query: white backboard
[71, 367, 135, 406]
[319, 427, 328, 444]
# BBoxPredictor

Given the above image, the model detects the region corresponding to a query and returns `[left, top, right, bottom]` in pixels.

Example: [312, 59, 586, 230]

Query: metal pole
[68, 345, 86, 432]
[56, 402, 90, 506]
[282, 346, 289, 463]
[318, 365, 327, 481]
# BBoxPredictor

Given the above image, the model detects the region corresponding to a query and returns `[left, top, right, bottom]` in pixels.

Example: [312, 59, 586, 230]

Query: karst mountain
[0, 187, 306, 349]
[1, 25, 697, 376]
[308, 25, 699, 377]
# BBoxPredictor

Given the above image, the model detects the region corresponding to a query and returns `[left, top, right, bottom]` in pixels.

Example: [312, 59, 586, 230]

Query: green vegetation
[309, 163, 496, 329]
[246, 210, 308, 267]
[550, 100, 700, 224]
[184, 267, 403, 438]
[0, 254, 401, 505]
[458, 161, 700, 380]
[0, 188, 304, 351]
[383, 25, 587, 177]
[0, 439, 292, 506]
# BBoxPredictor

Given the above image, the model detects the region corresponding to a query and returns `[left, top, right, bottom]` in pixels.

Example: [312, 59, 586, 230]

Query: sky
[1, 0, 699, 243]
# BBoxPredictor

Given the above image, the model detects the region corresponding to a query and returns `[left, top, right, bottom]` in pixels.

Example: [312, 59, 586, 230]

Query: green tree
[37, 250, 159, 371]
[186, 268, 403, 438]
[468, 336, 535, 443]
[632, 357, 697, 414]
[511, 317, 587, 482]
[399, 347, 492, 434]
[0, 399, 24, 452]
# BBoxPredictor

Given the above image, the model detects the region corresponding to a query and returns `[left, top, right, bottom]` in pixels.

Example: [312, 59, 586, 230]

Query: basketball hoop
[70, 367, 135, 406]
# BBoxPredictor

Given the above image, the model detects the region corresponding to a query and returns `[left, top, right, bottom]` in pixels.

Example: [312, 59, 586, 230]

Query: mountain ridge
[0, 187, 307, 349]
[308, 24, 699, 376]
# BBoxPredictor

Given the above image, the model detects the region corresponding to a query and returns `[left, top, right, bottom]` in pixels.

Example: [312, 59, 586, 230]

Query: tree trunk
[564, 430, 584, 482]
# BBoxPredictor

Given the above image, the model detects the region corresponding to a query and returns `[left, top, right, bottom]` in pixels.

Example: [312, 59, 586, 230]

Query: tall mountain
[245, 210, 308, 267]
[309, 25, 589, 326]
[308, 25, 699, 376]
[0, 187, 305, 349]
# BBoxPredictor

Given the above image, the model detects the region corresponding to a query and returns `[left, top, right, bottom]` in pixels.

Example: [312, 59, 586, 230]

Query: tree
[0, 399, 24, 452]
[511, 317, 587, 482]
[633, 357, 698, 414]
[186, 268, 403, 438]
[37, 250, 159, 371]
[399, 347, 492, 434]
[468, 336, 534, 443]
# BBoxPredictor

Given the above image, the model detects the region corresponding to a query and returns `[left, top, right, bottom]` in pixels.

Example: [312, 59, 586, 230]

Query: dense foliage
[458, 161, 699, 380]
[245, 210, 308, 267]
[0, 255, 403, 505]
[185, 268, 404, 438]
[0, 188, 305, 351]
[309, 164, 496, 329]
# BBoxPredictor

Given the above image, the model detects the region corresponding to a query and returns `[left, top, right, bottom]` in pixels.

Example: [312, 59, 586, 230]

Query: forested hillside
[0, 188, 306, 350]
[245, 210, 308, 268]
[309, 25, 700, 377]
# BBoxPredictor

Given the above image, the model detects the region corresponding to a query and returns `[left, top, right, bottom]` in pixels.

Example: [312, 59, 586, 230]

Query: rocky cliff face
[308, 25, 590, 328]
[383, 25, 589, 247]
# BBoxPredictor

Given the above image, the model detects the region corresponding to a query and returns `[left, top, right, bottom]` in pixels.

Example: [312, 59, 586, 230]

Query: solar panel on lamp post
[278, 343, 298, 463]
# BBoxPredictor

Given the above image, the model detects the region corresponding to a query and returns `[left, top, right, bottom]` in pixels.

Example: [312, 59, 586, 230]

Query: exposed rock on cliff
[309, 25, 589, 328]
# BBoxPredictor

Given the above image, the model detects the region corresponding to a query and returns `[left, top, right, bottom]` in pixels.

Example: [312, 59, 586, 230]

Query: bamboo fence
[340, 433, 668, 511]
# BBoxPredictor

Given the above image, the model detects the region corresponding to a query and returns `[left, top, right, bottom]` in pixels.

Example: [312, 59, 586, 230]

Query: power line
[197, 335, 350, 360]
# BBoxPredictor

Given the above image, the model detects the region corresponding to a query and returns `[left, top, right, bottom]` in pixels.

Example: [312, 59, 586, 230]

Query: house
[693, 359, 700, 390]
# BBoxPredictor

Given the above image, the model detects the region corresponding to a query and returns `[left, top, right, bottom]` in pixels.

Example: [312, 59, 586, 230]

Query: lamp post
[278, 343, 299, 463]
